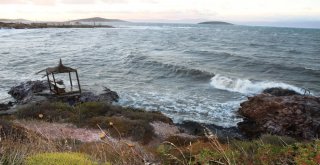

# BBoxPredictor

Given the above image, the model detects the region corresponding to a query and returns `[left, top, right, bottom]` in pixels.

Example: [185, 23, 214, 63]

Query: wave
[185, 50, 320, 77]
[147, 61, 214, 80]
[126, 56, 215, 80]
[210, 74, 303, 95]
[288, 49, 303, 54]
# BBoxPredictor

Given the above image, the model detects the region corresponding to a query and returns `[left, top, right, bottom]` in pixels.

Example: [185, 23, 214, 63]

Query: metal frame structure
[38, 59, 81, 95]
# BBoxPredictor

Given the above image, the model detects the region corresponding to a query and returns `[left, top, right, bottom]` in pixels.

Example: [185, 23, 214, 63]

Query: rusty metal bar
[75, 71, 81, 93]
[52, 73, 58, 94]
[69, 72, 73, 87]
[46, 70, 52, 93]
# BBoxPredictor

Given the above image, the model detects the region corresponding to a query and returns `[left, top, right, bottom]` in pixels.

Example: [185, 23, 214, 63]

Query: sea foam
[210, 74, 303, 95]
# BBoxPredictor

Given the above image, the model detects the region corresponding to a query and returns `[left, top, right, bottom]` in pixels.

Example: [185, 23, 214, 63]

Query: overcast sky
[1, 0, 320, 26]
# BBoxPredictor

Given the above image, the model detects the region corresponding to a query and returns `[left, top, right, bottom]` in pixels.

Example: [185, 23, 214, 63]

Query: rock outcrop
[8, 80, 48, 103]
[7, 80, 119, 105]
[177, 121, 244, 140]
[79, 87, 119, 104]
[0, 102, 14, 111]
[262, 87, 301, 96]
[238, 88, 320, 140]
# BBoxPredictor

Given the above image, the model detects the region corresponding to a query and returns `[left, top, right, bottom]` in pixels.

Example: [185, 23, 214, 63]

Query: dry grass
[157, 133, 320, 165]
[0, 118, 156, 164]
[3, 101, 320, 164]
[15, 101, 172, 144]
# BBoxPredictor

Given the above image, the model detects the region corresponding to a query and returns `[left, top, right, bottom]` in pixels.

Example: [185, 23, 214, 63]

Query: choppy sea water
[0, 23, 319, 127]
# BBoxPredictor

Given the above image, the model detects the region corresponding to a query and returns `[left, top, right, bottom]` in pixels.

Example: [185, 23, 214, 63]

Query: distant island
[198, 21, 233, 25]
[69, 17, 127, 23]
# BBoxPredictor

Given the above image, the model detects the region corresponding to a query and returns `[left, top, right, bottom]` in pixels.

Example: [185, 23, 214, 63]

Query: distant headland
[0, 17, 128, 29]
[198, 21, 233, 25]
[68, 17, 127, 23]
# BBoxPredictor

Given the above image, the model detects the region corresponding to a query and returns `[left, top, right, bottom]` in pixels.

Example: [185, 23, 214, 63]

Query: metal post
[69, 72, 73, 87]
[75, 71, 81, 93]
[46, 70, 52, 93]
[52, 73, 58, 94]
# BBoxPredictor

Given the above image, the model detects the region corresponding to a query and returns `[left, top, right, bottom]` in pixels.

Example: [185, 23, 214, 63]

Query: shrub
[25, 152, 99, 165]
[164, 135, 204, 147]
[0, 130, 58, 165]
[87, 116, 154, 144]
[294, 140, 320, 165]
[77, 142, 147, 165]
[16, 102, 74, 122]
[260, 134, 297, 146]
[74, 102, 172, 124]
[0, 119, 29, 141]
[16, 101, 172, 126]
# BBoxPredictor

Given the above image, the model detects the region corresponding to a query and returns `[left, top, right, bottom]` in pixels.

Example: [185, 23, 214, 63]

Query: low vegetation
[1, 101, 320, 164]
[25, 152, 99, 165]
[159, 134, 320, 165]
[16, 101, 172, 143]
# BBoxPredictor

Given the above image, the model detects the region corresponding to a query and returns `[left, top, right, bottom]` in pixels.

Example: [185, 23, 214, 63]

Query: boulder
[78, 87, 119, 104]
[263, 87, 301, 96]
[238, 89, 320, 140]
[8, 80, 48, 102]
[7, 80, 119, 105]
[0, 102, 14, 111]
[177, 121, 244, 140]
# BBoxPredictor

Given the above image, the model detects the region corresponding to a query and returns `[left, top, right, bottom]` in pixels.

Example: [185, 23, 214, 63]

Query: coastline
[0, 22, 114, 29]
[1, 80, 320, 164]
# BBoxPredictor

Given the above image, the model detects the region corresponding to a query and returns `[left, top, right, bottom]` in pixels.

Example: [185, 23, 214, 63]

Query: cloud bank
[0, 0, 319, 23]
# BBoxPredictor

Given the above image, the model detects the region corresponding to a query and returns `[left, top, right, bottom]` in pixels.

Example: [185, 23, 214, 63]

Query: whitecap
[210, 74, 303, 95]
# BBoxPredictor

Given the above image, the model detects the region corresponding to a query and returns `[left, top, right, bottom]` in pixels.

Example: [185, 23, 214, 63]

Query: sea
[0, 23, 319, 127]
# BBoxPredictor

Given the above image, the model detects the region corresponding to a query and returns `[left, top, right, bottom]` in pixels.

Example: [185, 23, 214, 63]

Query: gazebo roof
[37, 59, 77, 75]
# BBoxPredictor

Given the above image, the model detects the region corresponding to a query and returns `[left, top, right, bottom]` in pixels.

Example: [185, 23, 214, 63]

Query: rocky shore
[238, 88, 320, 140]
[1, 80, 243, 141]
[1, 81, 320, 164]
[2, 80, 319, 141]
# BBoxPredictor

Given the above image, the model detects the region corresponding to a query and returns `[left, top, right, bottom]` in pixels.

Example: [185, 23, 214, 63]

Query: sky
[1, 0, 320, 27]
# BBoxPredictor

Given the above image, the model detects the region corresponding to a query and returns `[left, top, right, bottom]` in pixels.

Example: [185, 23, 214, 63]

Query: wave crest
[126, 55, 215, 80]
[210, 74, 303, 95]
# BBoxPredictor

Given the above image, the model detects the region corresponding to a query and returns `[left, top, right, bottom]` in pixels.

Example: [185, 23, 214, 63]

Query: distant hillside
[0, 19, 30, 22]
[69, 17, 127, 23]
[198, 21, 233, 25]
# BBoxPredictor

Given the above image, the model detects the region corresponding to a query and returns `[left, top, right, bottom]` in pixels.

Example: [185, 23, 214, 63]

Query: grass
[16, 101, 172, 143]
[25, 152, 100, 165]
[157, 134, 320, 165]
[0, 119, 151, 165]
[2, 101, 320, 164]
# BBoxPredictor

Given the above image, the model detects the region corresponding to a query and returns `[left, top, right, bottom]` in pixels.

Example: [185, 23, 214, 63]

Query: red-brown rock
[238, 92, 320, 140]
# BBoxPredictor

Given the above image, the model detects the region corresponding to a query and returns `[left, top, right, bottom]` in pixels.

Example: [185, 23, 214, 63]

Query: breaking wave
[210, 74, 303, 95]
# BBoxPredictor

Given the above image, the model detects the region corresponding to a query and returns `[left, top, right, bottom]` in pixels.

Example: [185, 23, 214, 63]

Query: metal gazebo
[37, 59, 81, 95]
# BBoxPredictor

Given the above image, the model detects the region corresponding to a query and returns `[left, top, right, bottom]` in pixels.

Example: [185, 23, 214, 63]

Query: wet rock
[79, 87, 119, 104]
[8, 80, 48, 102]
[0, 102, 14, 111]
[99, 87, 119, 103]
[177, 121, 205, 136]
[7, 81, 119, 105]
[205, 124, 244, 140]
[238, 90, 320, 140]
[177, 121, 244, 140]
[263, 87, 301, 96]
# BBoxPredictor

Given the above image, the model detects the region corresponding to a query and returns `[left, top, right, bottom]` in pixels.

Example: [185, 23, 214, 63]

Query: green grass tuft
[25, 152, 101, 165]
